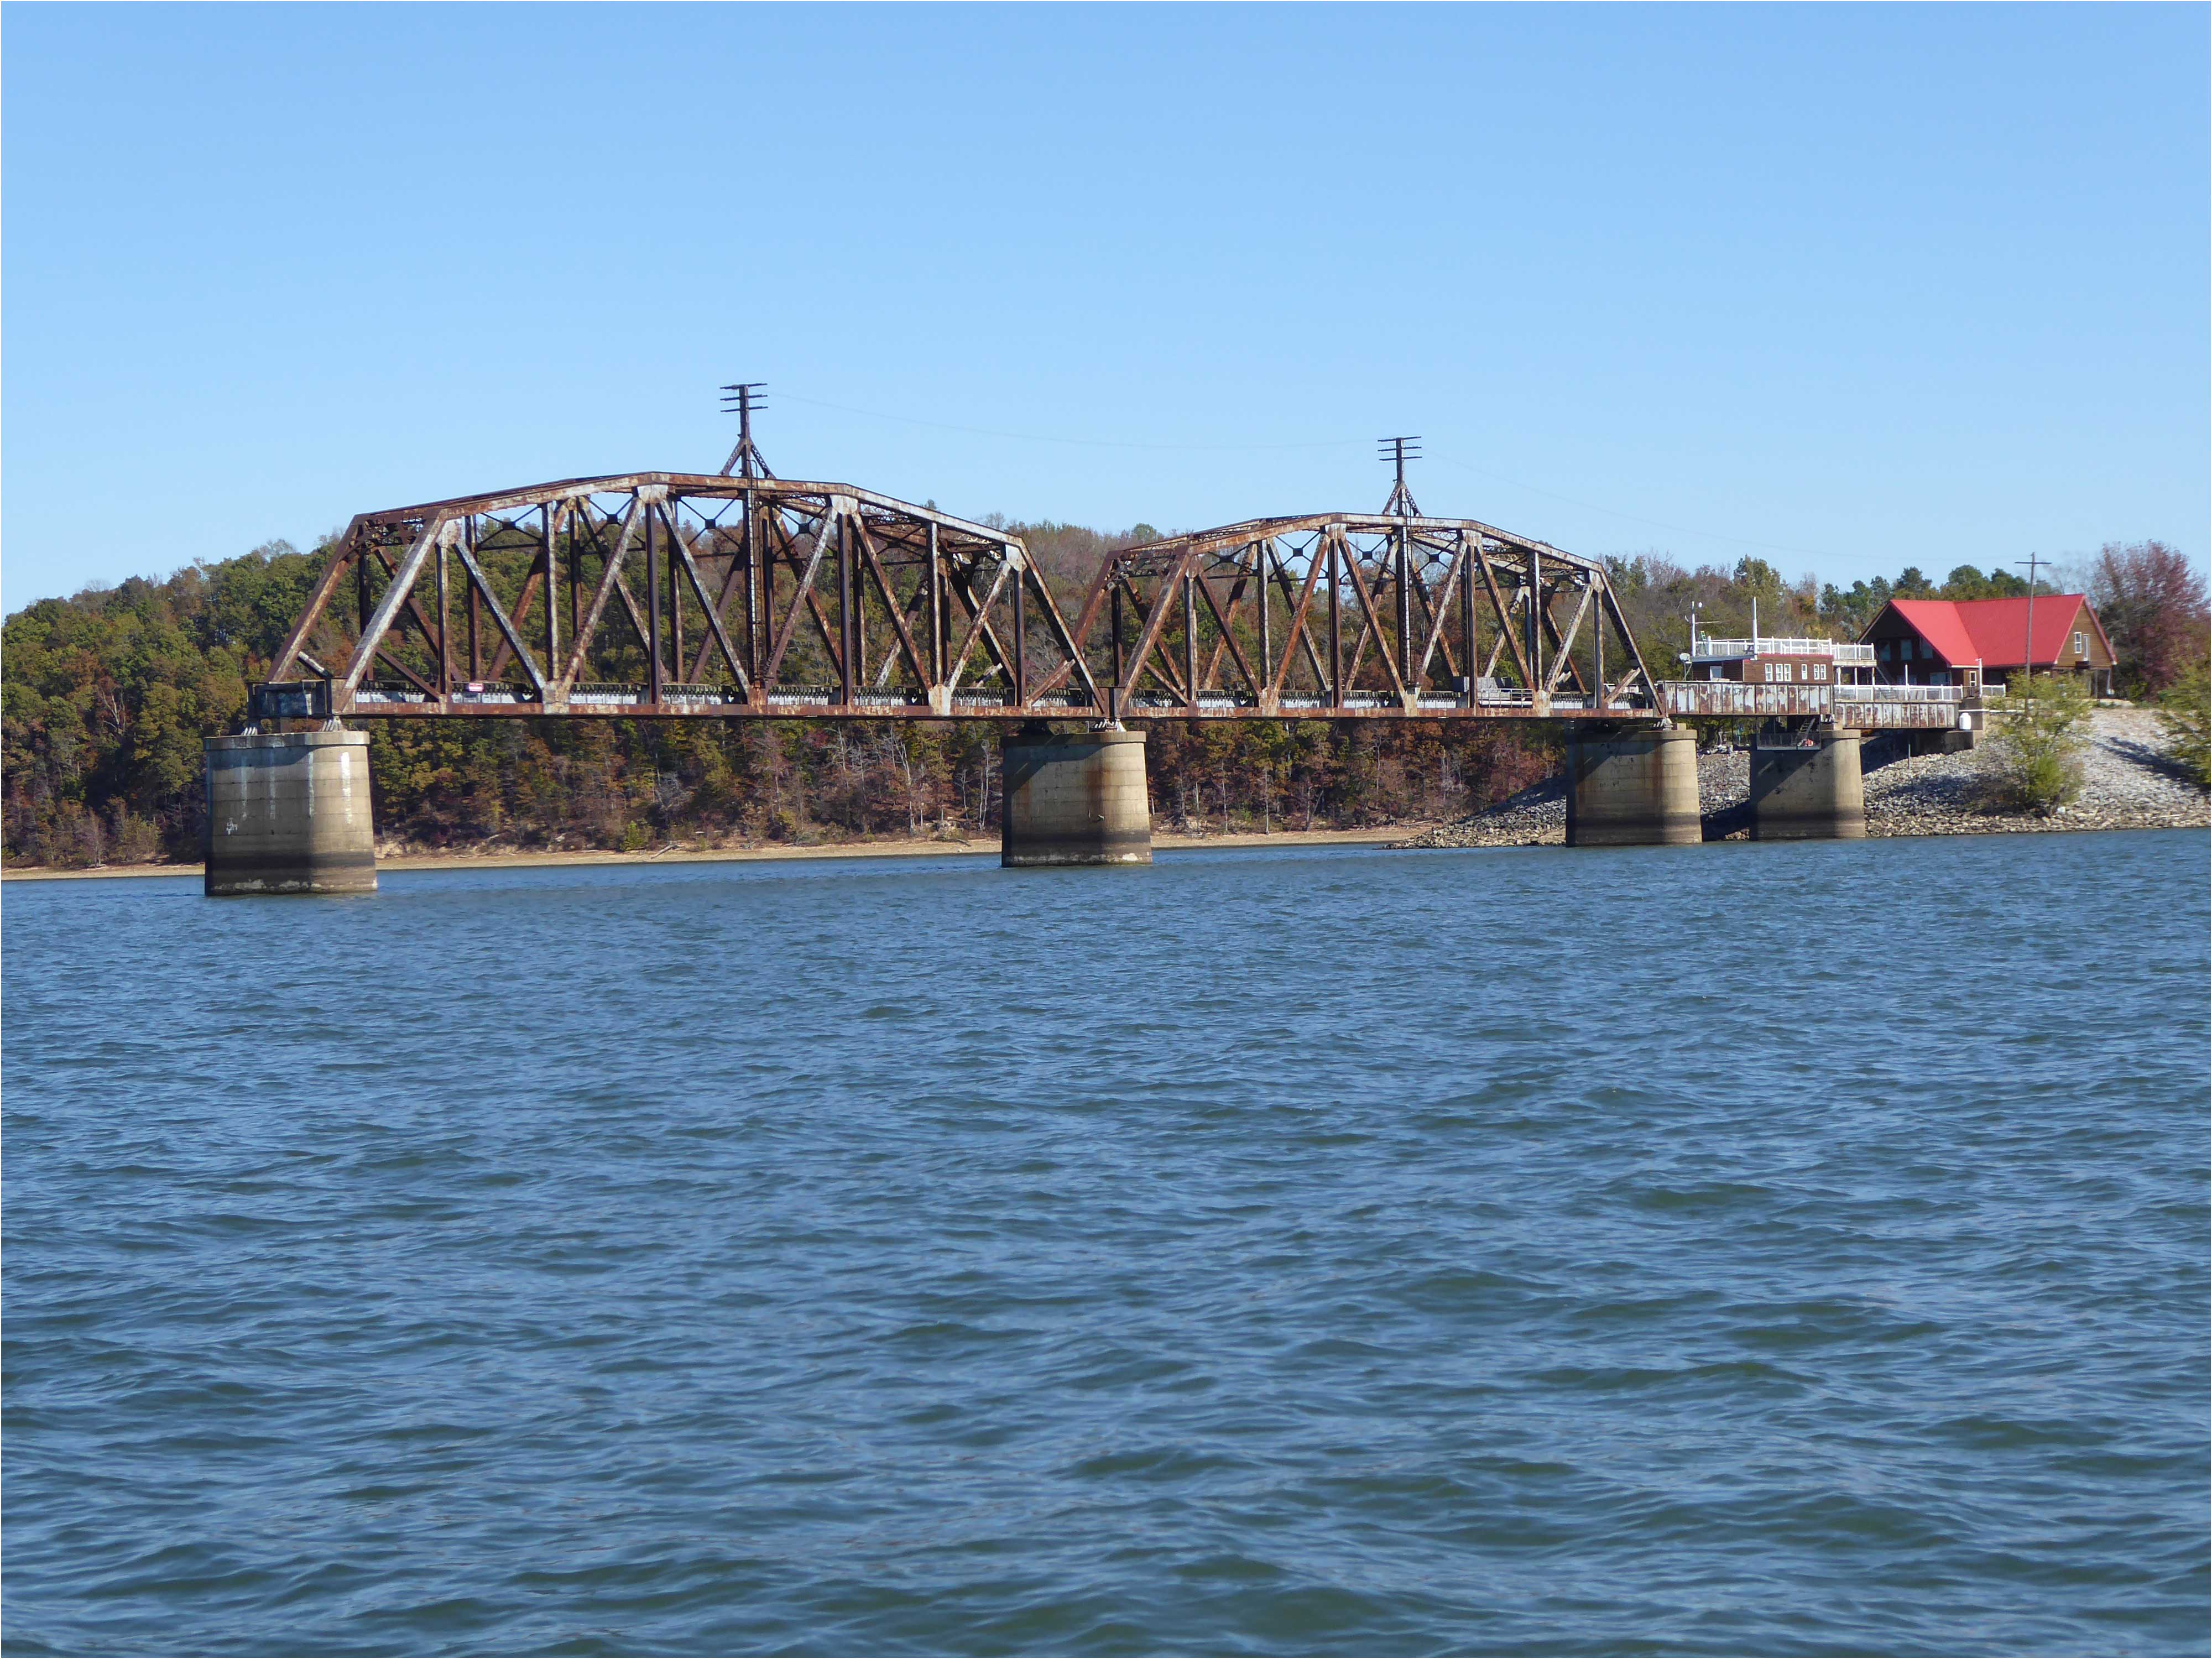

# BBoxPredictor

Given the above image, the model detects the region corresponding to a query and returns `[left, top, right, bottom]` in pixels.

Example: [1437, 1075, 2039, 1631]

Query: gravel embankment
[1396, 709, 2205, 848]
[1865, 707, 2205, 837]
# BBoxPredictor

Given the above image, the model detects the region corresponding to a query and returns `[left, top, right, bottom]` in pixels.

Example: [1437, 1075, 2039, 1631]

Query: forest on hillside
[3, 520, 2200, 869]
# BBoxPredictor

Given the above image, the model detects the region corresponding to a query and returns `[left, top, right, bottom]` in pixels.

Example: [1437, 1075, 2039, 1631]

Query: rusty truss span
[1069, 512, 1658, 723]
[264, 473, 1100, 722]
[257, 475, 1676, 726]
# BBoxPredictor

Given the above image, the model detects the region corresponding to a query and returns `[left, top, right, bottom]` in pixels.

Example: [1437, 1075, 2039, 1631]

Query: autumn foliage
[2, 535, 1559, 867]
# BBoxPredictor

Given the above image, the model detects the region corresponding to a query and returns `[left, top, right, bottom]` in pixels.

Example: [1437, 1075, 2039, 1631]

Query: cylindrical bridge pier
[1566, 725, 1702, 847]
[1751, 725, 1866, 840]
[204, 730, 377, 896]
[1000, 726, 1152, 868]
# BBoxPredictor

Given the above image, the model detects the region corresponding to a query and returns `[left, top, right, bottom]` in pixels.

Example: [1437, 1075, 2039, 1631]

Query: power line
[1428, 454, 1840, 564]
[771, 390, 1367, 454]
[760, 389, 1843, 562]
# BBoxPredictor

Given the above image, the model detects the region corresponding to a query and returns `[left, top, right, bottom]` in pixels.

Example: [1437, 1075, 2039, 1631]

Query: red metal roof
[1874, 596, 2107, 669]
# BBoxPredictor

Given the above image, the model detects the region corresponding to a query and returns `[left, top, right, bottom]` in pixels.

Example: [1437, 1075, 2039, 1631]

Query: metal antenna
[719, 383, 774, 479]
[1379, 436, 1422, 517]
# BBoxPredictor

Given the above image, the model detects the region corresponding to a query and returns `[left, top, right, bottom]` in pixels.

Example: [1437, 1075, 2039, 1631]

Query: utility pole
[719, 384, 773, 479]
[1377, 438, 1421, 698]
[2014, 551, 2046, 695]
[1378, 436, 1422, 517]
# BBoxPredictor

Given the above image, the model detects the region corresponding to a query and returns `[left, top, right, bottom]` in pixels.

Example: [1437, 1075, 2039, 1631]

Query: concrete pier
[1001, 726, 1151, 868]
[1751, 726, 1866, 841]
[1566, 725, 1702, 847]
[204, 729, 377, 896]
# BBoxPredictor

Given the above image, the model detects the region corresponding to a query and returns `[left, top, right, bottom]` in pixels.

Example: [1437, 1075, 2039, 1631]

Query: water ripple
[4, 833, 2206, 1655]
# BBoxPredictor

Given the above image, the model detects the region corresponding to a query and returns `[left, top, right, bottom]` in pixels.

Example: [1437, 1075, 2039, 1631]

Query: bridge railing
[1661, 680, 1969, 727]
[1837, 684, 1963, 703]
[1692, 638, 1874, 663]
[450, 682, 538, 706]
[354, 682, 432, 707]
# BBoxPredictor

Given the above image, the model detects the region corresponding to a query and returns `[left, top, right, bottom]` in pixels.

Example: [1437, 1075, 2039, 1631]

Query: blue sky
[4, 4, 2205, 606]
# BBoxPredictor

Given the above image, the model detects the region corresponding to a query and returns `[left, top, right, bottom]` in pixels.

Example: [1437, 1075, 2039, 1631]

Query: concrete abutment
[204, 729, 377, 896]
[1001, 726, 1152, 868]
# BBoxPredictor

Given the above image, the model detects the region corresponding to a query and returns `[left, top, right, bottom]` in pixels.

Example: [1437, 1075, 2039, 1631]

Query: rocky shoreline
[1396, 708, 2207, 849]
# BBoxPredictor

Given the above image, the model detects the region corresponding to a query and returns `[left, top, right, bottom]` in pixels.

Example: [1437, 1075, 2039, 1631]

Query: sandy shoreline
[1, 825, 1421, 883]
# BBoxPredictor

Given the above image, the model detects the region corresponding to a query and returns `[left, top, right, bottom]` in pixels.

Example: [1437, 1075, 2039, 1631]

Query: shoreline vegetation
[11, 727, 2205, 885]
[6, 531, 2203, 872]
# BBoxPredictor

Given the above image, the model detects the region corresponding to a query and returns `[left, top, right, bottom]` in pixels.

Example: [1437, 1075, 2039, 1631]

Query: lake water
[4, 832, 2207, 1656]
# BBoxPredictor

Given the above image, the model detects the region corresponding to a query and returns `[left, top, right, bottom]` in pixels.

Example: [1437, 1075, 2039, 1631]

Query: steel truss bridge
[258, 466, 1962, 732]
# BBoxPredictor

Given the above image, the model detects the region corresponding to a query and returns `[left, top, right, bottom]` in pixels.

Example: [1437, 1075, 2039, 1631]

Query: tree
[1603, 555, 1653, 596]
[2156, 661, 2209, 792]
[1732, 557, 1783, 601]
[1981, 672, 2090, 815]
[1819, 575, 1893, 637]
[2089, 540, 2210, 697]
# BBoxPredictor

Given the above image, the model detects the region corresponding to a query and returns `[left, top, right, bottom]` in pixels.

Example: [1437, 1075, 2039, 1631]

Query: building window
[2074, 631, 2087, 659]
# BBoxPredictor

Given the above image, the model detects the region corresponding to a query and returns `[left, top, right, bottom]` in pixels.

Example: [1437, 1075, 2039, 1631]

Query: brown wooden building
[1860, 596, 2115, 693]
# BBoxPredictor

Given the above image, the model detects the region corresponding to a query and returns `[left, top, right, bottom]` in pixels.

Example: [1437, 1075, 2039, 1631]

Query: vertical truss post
[927, 521, 943, 686]
[854, 525, 869, 691]
[466, 518, 482, 681]
[1594, 574, 1605, 707]
[743, 490, 763, 703]
[836, 512, 854, 707]
[668, 510, 685, 681]
[436, 539, 452, 696]
[1460, 533, 1477, 697]
[1256, 541, 1272, 706]
[1396, 528, 1413, 693]
[1527, 547, 1543, 697]
[541, 505, 560, 685]
[354, 546, 371, 633]
[645, 502, 664, 704]
[1110, 581, 1125, 710]
[567, 512, 582, 651]
[1013, 567, 1028, 708]
[1328, 535, 1343, 709]
[1183, 572, 1198, 711]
